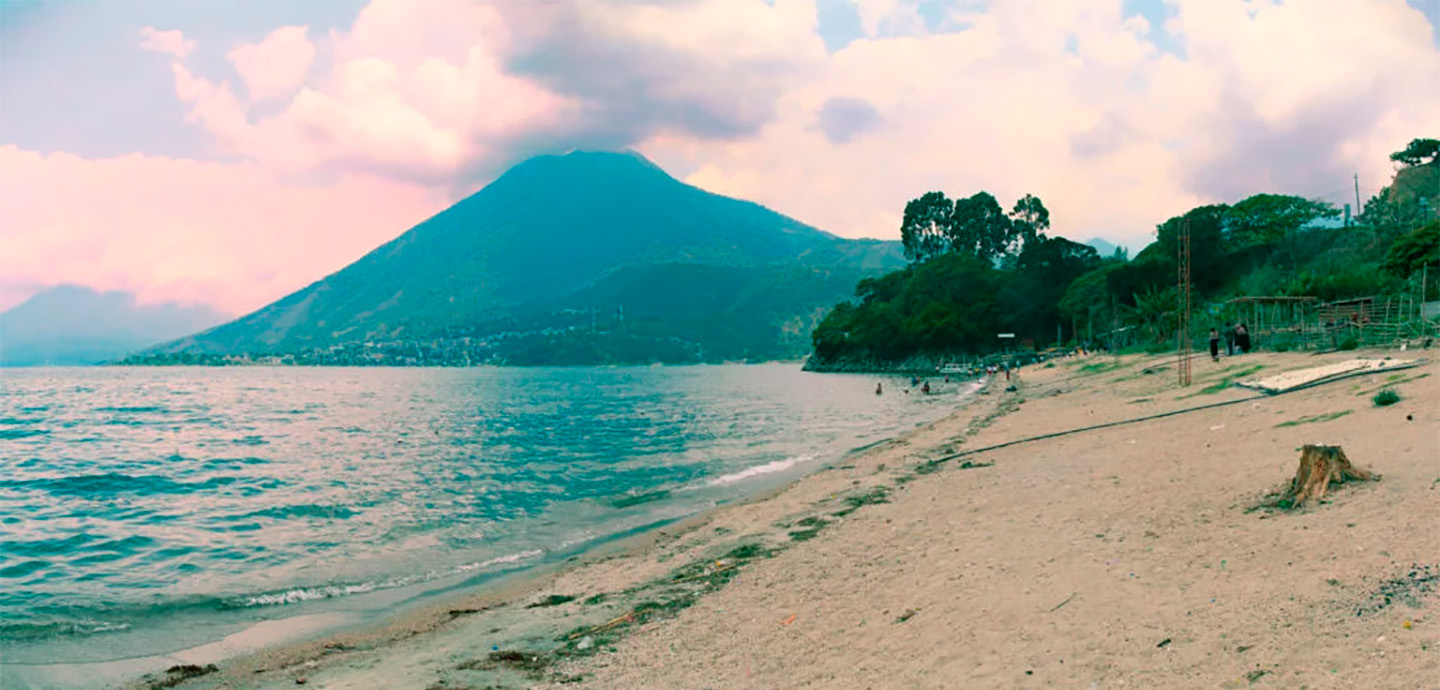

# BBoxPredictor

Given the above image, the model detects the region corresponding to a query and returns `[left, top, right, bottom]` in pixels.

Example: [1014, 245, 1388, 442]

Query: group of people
[876, 376, 941, 396]
[1208, 323, 1252, 362]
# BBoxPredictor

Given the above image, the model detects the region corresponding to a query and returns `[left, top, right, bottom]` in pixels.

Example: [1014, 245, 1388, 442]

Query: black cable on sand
[930, 358, 1427, 465]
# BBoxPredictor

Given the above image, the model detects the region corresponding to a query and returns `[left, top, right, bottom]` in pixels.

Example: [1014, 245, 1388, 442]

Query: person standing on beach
[1237, 323, 1251, 353]
[1225, 324, 1237, 356]
[1209, 328, 1220, 362]
[876, 382, 883, 396]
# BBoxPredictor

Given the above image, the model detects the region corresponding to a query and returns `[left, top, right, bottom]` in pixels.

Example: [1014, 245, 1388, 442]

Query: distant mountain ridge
[154, 151, 906, 364]
[0, 286, 229, 366]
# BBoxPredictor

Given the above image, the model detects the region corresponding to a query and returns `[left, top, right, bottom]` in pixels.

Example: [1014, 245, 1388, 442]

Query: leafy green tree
[949, 191, 1020, 261]
[1126, 286, 1179, 343]
[1227, 194, 1338, 249]
[1156, 204, 1235, 295]
[1382, 221, 1440, 277]
[1059, 263, 1123, 333]
[899, 192, 954, 261]
[1008, 194, 1050, 245]
[1390, 138, 1440, 168]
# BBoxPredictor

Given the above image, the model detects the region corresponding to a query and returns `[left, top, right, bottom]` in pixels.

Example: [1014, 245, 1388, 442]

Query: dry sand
[133, 349, 1439, 690]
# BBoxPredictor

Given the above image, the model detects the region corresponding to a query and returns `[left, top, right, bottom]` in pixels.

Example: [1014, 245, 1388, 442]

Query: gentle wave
[0, 428, 49, 439]
[240, 549, 545, 608]
[0, 472, 246, 497]
[706, 454, 817, 486]
[0, 619, 132, 642]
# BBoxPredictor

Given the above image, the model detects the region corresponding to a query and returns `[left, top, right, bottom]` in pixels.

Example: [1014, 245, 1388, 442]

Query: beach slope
[125, 350, 1438, 690]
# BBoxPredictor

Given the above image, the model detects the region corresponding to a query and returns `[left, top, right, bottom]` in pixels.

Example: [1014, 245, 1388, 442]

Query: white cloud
[647, 0, 1440, 250]
[138, 27, 195, 60]
[228, 25, 316, 102]
[17, 0, 1434, 314]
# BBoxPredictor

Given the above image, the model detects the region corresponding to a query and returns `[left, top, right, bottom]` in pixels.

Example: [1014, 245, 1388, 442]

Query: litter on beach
[1236, 359, 1422, 394]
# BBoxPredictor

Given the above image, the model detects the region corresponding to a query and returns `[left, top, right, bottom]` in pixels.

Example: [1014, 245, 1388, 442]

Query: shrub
[1338, 337, 1359, 351]
[1373, 389, 1401, 407]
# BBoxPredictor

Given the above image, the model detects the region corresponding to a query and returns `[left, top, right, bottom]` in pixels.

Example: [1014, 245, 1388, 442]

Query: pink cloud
[228, 25, 316, 102]
[0, 145, 445, 313]
[138, 27, 194, 60]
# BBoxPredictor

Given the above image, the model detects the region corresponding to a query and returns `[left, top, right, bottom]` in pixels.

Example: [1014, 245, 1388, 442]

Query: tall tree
[1008, 194, 1050, 246]
[949, 191, 1018, 261]
[899, 192, 954, 261]
[1390, 138, 1440, 168]
[1227, 194, 1339, 249]
[1382, 221, 1440, 277]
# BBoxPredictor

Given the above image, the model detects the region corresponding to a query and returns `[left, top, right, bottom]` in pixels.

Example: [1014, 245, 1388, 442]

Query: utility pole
[1354, 173, 1362, 219]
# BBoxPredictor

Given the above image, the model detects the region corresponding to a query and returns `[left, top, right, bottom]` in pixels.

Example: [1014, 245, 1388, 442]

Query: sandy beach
[123, 349, 1438, 690]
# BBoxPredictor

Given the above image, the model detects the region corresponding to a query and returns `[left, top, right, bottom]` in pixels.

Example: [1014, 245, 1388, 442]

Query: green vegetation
[787, 515, 830, 542]
[1185, 364, 1267, 397]
[1275, 410, 1354, 428]
[831, 486, 891, 517]
[1373, 389, 1402, 407]
[809, 142, 1439, 369]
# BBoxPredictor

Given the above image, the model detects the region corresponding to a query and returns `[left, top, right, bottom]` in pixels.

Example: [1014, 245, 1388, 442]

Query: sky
[1, 0, 1438, 315]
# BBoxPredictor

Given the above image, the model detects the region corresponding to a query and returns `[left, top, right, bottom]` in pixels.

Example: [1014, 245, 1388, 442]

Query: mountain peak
[500, 149, 675, 185]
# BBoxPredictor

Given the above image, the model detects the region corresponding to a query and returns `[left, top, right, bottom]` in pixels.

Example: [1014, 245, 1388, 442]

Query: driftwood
[1284, 444, 1376, 507]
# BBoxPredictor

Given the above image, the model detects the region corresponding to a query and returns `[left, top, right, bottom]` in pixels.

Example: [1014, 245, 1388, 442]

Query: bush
[1338, 337, 1359, 351]
[1373, 389, 1401, 407]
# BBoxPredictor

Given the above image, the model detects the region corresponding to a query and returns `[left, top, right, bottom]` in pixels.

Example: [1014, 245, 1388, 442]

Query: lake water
[0, 364, 972, 670]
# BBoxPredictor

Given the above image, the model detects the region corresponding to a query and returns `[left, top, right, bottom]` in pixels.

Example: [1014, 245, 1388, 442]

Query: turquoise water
[0, 364, 971, 668]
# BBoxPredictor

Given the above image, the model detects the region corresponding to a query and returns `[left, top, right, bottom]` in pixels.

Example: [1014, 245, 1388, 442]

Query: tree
[1059, 263, 1123, 334]
[1126, 286, 1179, 343]
[1156, 204, 1236, 295]
[899, 192, 954, 261]
[949, 191, 1020, 261]
[1008, 194, 1050, 245]
[1000, 236, 1101, 342]
[1390, 138, 1440, 168]
[1228, 194, 1338, 249]
[1382, 221, 1440, 277]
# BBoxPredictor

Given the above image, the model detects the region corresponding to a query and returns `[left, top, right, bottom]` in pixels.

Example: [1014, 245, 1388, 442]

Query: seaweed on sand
[149, 664, 219, 689]
[526, 594, 576, 608]
[831, 486, 891, 517]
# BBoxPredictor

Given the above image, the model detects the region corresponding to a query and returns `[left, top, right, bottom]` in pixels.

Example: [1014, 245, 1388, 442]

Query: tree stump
[1284, 444, 1376, 508]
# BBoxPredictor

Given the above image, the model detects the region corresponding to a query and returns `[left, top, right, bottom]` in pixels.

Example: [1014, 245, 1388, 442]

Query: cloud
[813, 97, 886, 144]
[148, 0, 826, 191]
[138, 27, 195, 60]
[853, 0, 926, 37]
[228, 25, 316, 101]
[12, 0, 1440, 315]
[0, 145, 444, 313]
[651, 0, 1440, 248]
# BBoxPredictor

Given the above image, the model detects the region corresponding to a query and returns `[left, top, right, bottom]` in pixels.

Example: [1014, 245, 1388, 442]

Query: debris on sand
[148, 664, 219, 689]
[1356, 564, 1438, 616]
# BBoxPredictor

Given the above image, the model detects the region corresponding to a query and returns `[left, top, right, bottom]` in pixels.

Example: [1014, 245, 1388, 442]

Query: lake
[0, 364, 972, 672]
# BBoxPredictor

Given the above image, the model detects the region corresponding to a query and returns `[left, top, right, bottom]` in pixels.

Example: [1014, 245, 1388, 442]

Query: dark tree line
[811, 138, 1438, 368]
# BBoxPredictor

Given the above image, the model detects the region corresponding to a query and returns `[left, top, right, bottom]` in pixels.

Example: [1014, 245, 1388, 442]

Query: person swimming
[921, 381, 931, 394]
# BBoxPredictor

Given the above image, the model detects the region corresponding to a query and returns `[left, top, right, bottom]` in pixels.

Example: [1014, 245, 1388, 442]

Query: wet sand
[116, 349, 1439, 690]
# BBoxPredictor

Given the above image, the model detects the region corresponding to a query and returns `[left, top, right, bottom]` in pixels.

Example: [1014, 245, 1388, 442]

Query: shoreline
[26, 348, 1434, 688]
[36, 378, 992, 690]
